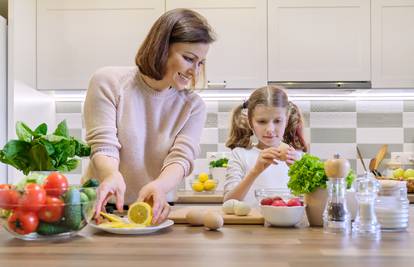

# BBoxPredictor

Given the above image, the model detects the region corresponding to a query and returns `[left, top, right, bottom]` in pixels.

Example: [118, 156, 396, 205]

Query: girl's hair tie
[242, 100, 248, 109]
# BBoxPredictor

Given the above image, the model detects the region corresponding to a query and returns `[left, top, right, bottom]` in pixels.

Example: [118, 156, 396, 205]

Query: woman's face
[250, 105, 288, 149]
[164, 42, 210, 90]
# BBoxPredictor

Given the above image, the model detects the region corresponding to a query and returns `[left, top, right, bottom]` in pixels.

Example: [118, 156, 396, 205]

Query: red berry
[271, 196, 282, 201]
[260, 198, 273, 206]
[287, 198, 302, 207]
[271, 200, 287, 206]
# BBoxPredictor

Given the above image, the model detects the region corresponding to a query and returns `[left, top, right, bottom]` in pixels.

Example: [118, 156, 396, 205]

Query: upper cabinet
[371, 0, 414, 88]
[36, 0, 164, 90]
[167, 0, 267, 88]
[268, 0, 370, 82]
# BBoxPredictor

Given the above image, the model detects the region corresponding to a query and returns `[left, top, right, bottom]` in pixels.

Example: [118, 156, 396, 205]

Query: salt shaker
[352, 172, 381, 238]
[323, 154, 351, 234]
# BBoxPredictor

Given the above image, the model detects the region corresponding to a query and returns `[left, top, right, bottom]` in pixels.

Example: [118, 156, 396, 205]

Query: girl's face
[250, 105, 288, 149]
[164, 42, 209, 90]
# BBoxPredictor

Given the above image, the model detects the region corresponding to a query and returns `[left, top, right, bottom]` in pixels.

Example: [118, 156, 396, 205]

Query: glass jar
[375, 180, 409, 232]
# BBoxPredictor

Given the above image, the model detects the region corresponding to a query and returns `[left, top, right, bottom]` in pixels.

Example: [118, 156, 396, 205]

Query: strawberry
[260, 197, 273, 206]
[271, 199, 287, 207]
[287, 198, 302, 207]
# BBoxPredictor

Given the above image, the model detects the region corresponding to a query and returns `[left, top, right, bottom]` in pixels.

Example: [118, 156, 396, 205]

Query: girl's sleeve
[83, 68, 121, 161]
[224, 148, 246, 195]
[161, 95, 207, 177]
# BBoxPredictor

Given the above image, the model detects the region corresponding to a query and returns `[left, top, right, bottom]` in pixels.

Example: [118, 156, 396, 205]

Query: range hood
[268, 81, 371, 89]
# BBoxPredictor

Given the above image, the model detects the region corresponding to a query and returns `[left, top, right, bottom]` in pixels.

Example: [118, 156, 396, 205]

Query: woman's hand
[137, 181, 171, 225]
[285, 147, 301, 166]
[94, 172, 126, 218]
[252, 147, 280, 174]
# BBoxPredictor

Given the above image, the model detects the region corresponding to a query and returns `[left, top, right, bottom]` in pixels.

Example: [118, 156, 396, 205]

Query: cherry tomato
[43, 172, 69, 197]
[19, 183, 46, 212]
[38, 196, 64, 223]
[8, 210, 39, 235]
[0, 184, 20, 210]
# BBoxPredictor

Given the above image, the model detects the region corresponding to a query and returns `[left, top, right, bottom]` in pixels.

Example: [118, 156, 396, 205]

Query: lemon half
[127, 202, 153, 226]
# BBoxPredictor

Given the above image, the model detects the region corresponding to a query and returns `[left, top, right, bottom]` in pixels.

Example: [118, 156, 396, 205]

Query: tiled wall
[56, 99, 414, 183]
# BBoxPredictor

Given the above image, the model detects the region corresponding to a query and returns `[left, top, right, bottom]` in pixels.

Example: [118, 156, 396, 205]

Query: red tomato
[287, 198, 302, 207]
[8, 210, 39, 235]
[0, 184, 20, 210]
[38, 196, 64, 223]
[19, 183, 46, 212]
[43, 172, 69, 197]
[271, 199, 287, 207]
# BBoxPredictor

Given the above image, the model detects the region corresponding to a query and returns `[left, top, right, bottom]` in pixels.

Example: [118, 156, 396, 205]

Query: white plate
[89, 219, 174, 235]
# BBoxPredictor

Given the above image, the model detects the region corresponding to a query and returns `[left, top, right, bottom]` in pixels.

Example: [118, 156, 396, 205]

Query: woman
[83, 8, 215, 224]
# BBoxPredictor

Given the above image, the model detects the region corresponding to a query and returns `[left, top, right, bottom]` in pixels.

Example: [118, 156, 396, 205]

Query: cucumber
[82, 178, 99, 188]
[83, 187, 96, 201]
[37, 222, 68, 235]
[64, 187, 82, 230]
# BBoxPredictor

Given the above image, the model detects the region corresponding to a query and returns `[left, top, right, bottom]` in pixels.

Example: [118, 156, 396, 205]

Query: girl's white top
[224, 146, 298, 206]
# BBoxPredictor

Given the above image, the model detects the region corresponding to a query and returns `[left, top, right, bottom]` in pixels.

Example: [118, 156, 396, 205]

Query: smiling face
[250, 105, 288, 149]
[163, 42, 210, 90]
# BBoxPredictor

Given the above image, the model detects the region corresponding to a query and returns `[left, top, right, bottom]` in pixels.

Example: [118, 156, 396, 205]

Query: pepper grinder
[352, 172, 381, 238]
[323, 154, 351, 234]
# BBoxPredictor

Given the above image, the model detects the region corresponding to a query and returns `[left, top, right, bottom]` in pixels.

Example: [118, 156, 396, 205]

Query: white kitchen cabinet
[167, 0, 267, 88]
[372, 0, 414, 88]
[37, 0, 164, 90]
[268, 0, 370, 82]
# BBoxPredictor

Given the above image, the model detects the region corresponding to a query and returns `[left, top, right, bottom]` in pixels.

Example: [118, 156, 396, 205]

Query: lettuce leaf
[288, 153, 355, 196]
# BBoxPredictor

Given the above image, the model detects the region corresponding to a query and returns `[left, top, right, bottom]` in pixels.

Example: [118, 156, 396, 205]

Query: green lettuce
[287, 153, 355, 196]
[0, 120, 90, 175]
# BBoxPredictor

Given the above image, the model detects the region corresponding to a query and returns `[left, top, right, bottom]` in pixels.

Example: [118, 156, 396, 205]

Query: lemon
[127, 202, 153, 226]
[198, 172, 209, 183]
[192, 181, 204, 192]
[203, 179, 217, 191]
[100, 212, 124, 223]
[99, 222, 145, 228]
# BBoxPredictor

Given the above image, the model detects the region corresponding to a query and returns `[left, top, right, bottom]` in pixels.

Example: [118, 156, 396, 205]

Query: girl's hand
[285, 147, 301, 166]
[137, 181, 171, 225]
[94, 172, 126, 218]
[252, 147, 279, 174]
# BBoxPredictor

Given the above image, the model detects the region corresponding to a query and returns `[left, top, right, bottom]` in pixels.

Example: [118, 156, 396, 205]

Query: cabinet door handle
[207, 81, 227, 88]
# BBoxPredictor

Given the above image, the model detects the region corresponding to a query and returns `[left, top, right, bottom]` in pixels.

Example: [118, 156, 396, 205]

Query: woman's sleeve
[83, 68, 121, 160]
[161, 96, 207, 176]
[224, 149, 246, 195]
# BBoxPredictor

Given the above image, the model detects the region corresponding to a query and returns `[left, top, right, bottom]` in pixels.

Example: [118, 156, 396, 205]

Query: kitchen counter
[1, 206, 414, 267]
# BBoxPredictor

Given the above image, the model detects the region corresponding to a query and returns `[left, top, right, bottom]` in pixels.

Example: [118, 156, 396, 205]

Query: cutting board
[168, 205, 264, 225]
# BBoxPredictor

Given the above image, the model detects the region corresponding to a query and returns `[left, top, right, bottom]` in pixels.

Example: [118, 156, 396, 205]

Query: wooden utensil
[356, 146, 367, 173]
[369, 158, 381, 177]
[374, 145, 388, 170]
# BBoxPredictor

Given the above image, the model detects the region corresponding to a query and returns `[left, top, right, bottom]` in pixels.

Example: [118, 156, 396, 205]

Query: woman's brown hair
[136, 8, 215, 85]
[226, 85, 307, 151]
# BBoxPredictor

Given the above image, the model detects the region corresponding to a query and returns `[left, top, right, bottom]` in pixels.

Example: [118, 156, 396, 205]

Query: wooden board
[168, 205, 264, 225]
[175, 191, 224, 204]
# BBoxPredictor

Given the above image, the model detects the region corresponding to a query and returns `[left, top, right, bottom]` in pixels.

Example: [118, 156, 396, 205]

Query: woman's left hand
[137, 181, 171, 225]
[285, 147, 301, 166]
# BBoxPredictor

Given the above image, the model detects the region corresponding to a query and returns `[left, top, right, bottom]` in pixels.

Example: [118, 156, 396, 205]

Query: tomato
[43, 172, 69, 197]
[8, 210, 39, 235]
[19, 183, 46, 212]
[38, 196, 64, 223]
[0, 184, 20, 210]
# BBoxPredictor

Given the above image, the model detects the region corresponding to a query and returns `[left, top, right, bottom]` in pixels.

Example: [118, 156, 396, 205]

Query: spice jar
[375, 180, 409, 232]
[323, 154, 351, 234]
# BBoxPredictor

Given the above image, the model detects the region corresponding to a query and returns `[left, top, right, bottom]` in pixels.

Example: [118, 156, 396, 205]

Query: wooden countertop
[175, 190, 224, 204]
[1, 206, 414, 267]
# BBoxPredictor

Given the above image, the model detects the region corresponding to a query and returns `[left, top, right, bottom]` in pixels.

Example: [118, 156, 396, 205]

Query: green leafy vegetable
[287, 153, 355, 196]
[0, 120, 91, 175]
[209, 157, 229, 168]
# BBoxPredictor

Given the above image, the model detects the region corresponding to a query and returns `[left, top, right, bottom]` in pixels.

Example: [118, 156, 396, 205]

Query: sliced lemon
[99, 222, 145, 228]
[100, 212, 124, 223]
[198, 172, 209, 183]
[127, 202, 153, 226]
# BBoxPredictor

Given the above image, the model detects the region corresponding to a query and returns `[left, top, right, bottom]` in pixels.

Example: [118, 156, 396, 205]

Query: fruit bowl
[255, 188, 305, 227]
[0, 182, 97, 241]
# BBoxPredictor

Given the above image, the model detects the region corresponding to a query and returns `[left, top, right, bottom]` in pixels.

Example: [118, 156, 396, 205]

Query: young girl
[223, 86, 307, 205]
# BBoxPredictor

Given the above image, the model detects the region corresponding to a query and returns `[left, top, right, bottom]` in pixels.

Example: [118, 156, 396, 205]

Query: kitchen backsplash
[56, 99, 414, 184]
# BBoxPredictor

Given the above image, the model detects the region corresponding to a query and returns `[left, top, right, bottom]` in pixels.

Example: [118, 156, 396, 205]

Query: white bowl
[260, 205, 305, 227]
